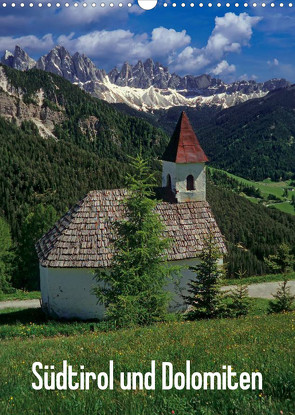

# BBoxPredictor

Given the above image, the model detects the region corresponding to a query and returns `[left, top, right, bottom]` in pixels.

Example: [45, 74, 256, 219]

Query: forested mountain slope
[198, 86, 295, 181]
[0, 117, 131, 241]
[115, 87, 295, 181]
[0, 64, 168, 160]
[207, 181, 295, 276]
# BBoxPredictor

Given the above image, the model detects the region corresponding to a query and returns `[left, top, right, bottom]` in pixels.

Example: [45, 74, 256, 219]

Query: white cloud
[267, 58, 279, 66]
[207, 13, 262, 59]
[56, 0, 143, 26]
[238, 73, 258, 81]
[0, 12, 263, 79]
[57, 27, 190, 67]
[211, 60, 236, 76]
[171, 13, 262, 75]
[0, 34, 54, 54]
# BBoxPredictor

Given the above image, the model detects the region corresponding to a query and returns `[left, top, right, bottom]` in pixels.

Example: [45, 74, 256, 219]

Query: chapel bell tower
[161, 111, 208, 203]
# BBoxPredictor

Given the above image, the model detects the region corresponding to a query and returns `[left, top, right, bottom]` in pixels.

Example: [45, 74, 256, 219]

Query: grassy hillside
[0, 310, 294, 415]
[209, 167, 295, 216]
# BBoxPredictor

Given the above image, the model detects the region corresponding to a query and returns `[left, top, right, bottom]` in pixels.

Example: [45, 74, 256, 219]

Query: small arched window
[167, 174, 172, 190]
[186, 175, 195, 191]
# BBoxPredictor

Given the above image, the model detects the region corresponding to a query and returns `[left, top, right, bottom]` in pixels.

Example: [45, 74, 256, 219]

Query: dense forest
[207, 181, 295, 277]
[1, 65, 295, 292]
[0, 116, 135, 290]
[115, 87, 295, 181]
[198, 87, 295, 181]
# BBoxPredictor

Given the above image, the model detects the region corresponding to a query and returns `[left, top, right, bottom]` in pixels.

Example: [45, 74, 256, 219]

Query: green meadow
[210, 168, 295, 216]
[0, 305, 294, 415]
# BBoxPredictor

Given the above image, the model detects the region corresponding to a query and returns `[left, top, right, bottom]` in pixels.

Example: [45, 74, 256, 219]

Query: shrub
[183, 232, 225, 320]
[268, 279, 295, 313]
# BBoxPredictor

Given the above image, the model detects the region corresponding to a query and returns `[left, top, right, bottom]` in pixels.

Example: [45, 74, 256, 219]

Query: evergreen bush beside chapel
[93, 156, 176, 327]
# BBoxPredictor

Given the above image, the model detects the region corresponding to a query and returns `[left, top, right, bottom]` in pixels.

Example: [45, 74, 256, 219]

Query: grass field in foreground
[0, 299, 269, 340]
[1, 311, 294, 415]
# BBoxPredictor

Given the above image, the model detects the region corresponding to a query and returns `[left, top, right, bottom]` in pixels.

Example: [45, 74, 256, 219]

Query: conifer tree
[228, 286, 250, 317]
[268, 279, 295, 313]
[225, 270, 250, 317]
[93, 155, 175, 328]
[183, 231, 224, 320]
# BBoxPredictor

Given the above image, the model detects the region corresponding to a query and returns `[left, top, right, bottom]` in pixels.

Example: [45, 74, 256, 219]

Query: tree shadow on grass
[0, 308, 104, 328]
[0, 308, 48, 325]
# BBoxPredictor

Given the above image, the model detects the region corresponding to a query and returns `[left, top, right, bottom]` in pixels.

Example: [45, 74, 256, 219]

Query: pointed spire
[161, 111, 208, 163]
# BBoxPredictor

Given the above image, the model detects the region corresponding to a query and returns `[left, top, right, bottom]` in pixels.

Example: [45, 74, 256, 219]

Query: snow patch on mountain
[0, 45, 291, 112]
[81, 78, 269, 111]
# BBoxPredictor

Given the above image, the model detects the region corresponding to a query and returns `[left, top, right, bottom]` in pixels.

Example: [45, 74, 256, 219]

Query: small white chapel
[36, 112, 226, 320]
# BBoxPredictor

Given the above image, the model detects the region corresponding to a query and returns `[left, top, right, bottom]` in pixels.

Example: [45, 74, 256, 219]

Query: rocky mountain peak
[1, 45, 35, 71]
[35, 46, 106, 84]
[1, 50, 14, 67]
[0, 45, 291, 112]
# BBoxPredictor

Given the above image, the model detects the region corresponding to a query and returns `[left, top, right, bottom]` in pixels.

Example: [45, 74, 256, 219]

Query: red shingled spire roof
[161, 111, 208, 163]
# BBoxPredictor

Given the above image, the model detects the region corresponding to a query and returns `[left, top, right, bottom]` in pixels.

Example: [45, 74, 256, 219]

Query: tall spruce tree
[183, 231, 224, 320]
[93, 155, 175, 328]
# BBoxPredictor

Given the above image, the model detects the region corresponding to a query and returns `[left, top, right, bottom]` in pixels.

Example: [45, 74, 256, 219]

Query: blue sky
[0, 2, 295, 82]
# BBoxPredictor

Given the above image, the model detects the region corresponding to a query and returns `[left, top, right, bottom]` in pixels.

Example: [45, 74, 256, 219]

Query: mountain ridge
[1, 45, 290, 111]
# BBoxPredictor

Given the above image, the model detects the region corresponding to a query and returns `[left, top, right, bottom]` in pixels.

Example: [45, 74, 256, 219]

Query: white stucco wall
[40, 266, 105, 320]
[40, 257, 223, 320]
[162, 161, 206, 202]
[162, 161, 177, 192]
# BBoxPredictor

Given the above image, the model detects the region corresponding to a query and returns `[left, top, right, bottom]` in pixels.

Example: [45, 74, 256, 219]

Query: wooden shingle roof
[36, 189, 226, 268]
